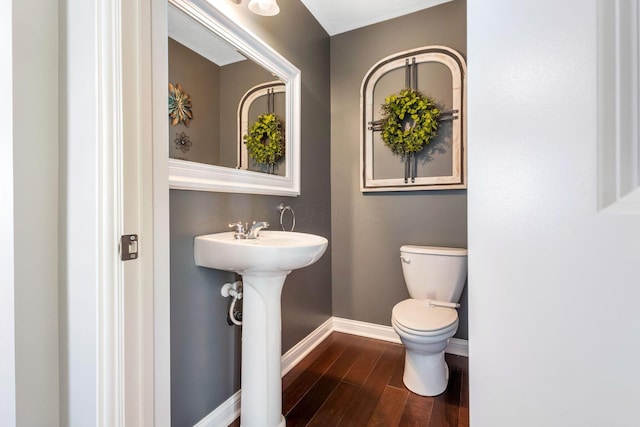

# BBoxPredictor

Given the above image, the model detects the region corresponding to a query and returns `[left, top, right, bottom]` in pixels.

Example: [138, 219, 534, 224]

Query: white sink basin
[193, 229, 328, 427]
[194, 230, 328, 274]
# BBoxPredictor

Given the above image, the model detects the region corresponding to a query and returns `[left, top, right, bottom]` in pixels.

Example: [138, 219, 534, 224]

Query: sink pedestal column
[240, 272, 289, 427]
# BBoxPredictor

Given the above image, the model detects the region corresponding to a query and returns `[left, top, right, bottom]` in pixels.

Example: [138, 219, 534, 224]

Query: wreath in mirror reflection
[243, 113, 285, 165]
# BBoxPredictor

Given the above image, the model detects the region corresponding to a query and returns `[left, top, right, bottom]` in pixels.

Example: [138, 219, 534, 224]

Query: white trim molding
[96, 0, 126, 424]
[333, 317, 402, 344]
[195, 317, 468, 426]
[98, 0, 156, 425]
[281, 318, 334, 376]
[152, 0, 172, 424]
[193, 390, 241, 427]
[598, 0, 640, 214]
[332, 317, 469, 357]
[0, 0, 15, 423]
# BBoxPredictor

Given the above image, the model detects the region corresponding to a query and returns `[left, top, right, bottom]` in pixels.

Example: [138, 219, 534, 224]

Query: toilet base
[402, 348, 449, 396]
[391, 301, 459, 397]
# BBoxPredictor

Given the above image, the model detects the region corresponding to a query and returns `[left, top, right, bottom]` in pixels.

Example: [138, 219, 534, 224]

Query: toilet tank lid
[400, 245, 467, 256]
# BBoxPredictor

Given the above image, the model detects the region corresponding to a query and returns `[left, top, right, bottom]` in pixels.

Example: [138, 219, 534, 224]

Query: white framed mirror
[166, 0, 301, 196]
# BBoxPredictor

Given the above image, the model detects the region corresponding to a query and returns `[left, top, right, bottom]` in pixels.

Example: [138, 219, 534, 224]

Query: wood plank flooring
[229, 332, 469, 426]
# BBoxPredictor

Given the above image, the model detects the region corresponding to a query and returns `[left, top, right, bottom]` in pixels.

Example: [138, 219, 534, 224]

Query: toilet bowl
[392, 299, 459, 396]
[391, 245, 467, 397]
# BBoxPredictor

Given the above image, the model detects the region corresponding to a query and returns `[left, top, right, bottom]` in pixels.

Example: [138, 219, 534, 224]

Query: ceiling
[171, 0, 456, 64]
[169, 3, 246, 66]
[299, 0, 454, 36]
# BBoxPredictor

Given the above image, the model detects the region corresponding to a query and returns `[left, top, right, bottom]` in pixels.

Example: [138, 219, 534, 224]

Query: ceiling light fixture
[248, 0, 280, 16]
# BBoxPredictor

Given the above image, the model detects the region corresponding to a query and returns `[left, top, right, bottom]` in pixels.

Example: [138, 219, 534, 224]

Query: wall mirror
[167, 0, 301, 196]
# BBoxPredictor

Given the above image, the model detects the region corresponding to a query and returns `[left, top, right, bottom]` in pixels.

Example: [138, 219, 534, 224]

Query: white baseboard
[193, 316, 468, 426]
[445, 337, 469, 357]
[281, 317, 334, 376]
[332, 317, 469, 357]
[332, 317, 402, 344]
[193, 390, 240, 427]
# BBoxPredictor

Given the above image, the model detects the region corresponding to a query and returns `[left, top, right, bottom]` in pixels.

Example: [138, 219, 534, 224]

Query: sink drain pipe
[221, 280, 243, 326]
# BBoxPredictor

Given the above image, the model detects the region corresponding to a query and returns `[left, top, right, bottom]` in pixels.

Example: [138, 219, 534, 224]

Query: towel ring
[276, 203, 295, 232]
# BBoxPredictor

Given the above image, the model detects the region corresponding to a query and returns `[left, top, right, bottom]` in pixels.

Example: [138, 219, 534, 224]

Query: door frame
[96, 0, 170, 424]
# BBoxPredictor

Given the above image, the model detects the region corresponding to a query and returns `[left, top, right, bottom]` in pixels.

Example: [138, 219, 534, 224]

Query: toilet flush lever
[427, 300, 460, 309]
[400, 256, 410, 264]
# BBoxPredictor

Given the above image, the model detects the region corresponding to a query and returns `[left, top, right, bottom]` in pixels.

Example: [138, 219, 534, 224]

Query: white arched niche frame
[237, 81, 286, 173]
[360, 46, 467, 192]
[166, 0, 301, 196]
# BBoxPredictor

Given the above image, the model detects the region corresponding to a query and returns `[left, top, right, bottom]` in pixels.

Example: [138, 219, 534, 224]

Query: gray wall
[169, 1, 331, 426]
[330, 0, 468, 338]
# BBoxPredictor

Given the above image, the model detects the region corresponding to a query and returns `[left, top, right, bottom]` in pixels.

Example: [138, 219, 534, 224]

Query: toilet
[391, 245, 468, 396]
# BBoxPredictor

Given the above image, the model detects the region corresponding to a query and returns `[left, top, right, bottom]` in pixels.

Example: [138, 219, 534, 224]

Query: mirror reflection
[168, 2, 286, 174]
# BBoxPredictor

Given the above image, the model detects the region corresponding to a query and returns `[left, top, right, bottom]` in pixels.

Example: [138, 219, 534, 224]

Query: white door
[468, 1, 640, 426]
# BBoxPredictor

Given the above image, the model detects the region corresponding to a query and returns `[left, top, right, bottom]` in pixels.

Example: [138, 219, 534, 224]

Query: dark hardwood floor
[230, 332, 469, 426]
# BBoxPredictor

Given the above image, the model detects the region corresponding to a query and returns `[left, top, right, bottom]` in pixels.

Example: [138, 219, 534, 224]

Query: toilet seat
[392, 299, 458, 336]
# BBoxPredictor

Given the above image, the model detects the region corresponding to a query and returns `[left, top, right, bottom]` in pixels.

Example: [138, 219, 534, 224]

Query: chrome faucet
[228, 220, 269, 239]
[247, 221, 269, 239]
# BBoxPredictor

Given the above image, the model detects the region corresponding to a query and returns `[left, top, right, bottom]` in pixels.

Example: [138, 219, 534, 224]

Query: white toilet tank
[400, 245, 468, 302]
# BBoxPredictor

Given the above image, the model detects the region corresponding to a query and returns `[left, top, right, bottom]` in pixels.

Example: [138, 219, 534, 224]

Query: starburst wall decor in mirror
[168, 82, 193, 126]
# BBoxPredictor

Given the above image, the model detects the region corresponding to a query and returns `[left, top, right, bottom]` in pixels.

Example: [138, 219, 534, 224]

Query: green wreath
[380, 88, 441, 155]
[243, 113, 285, 165]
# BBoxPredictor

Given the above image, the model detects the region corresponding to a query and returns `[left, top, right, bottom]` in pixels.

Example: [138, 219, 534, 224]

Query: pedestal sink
[194, 230, 328, 427]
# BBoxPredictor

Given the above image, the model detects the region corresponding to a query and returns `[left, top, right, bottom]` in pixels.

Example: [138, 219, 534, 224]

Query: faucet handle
[228, 221, 246, 232]
[228, 221, 248, 238]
